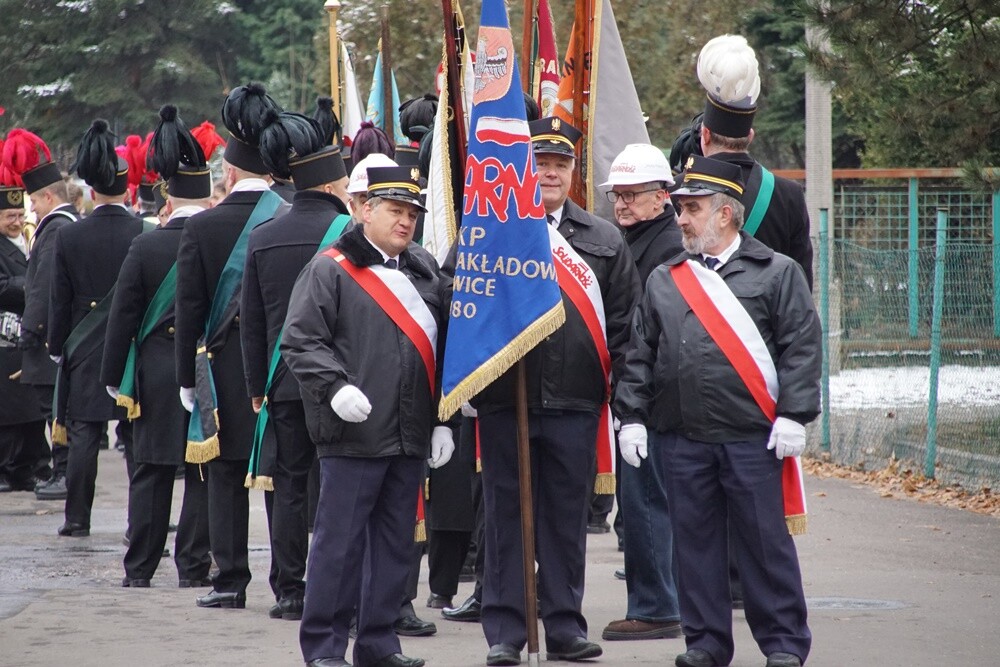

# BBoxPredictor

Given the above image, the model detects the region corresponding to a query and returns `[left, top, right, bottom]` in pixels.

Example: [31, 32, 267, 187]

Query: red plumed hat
[1, 129, 53, 189]
[191, 121, 226, 162]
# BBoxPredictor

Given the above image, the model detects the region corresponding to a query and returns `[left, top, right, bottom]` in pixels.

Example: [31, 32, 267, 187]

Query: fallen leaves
[803, 455, 1000, 518]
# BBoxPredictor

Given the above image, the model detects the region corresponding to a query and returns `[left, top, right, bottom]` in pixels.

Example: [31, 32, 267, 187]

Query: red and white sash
[548, 226, 615, 494]
[670, 259, 807, 535]
[325, 248, 438, 395]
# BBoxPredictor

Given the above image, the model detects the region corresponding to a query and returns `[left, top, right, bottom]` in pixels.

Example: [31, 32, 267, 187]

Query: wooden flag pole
[521, 0, 537, 101]
[380, 5, 394, 141]
[441, 0, 468, 168]
[324, 1, 342, 143]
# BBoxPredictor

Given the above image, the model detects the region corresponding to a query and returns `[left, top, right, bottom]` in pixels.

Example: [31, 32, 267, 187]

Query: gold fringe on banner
[437, 302, 565, 421]
[251, 476, 273, 492]
[414, 519, 426, 543]
[52, 421, 68, 445]
[594, 472, 615, 495]
[476, 458, 481, 473]
[244, 472, 254, 489]
[785, 514, 807, 536]
[424, 478, 430, 501]
[185, 435, 220, 464]
[116, 395, 141, 420]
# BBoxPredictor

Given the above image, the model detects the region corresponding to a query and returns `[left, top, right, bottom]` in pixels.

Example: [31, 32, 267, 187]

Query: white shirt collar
[93, 202, 131, 212]
[229, 178, 270, 193]
[362, 230, 399, 265]
[167, 204, 206, 222]
[702, 234, 742, 268]
[548, 205, 564, 227]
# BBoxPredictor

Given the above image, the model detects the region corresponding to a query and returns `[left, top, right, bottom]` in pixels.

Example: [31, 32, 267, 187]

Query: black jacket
[281, 225, 444, 459]
[614, 233, 821, 442]
[0, 236, 42, 425]
[19, 204, 78, 385]
[471, 199, 641, 415]
[241, 190, 351, 403]
[48, 204, 143, 421]
[175, 190, 276, 460]
[713, 151, 814, 290]
[101, 216, 189, 465]
[622, 206, 685, 288]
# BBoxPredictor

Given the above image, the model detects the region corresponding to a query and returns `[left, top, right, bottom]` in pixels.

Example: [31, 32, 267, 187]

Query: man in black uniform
[284, 166, 453, 667]
[6, 130, 79, 499]
[48, 119, 143, 537]
[475, 118, 641, 667]
[175, 83, 287, 609]
[695, 34, 813, 288]
[102, 106, 212, 588]
[243, 111, 351, 621]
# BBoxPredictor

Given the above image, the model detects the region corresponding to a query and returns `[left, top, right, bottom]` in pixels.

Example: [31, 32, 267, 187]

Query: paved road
[1, 447, 998, 667]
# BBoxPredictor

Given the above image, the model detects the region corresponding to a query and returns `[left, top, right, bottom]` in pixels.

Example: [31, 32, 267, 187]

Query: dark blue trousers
[478, 409, 597, 651]
[300, 455, 423, 666]
[659, 431, 811, 665]
[205, 458, 251, 593]
[620, 434, 680, 621]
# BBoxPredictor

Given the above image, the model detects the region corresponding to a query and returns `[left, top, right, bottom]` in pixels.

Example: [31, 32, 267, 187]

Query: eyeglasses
[605, 187, 661, 204]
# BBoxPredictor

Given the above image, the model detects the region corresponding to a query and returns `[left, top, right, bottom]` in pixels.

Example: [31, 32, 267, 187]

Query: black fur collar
[334, 224, 435, 279]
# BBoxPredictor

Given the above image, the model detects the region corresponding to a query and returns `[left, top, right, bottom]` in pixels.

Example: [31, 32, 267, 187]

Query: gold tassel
[116, 395, 141, 420]
[185, 435, 220, 464]
[414, 519, 427, 543]
[594, 472, 615, 495]
[785, 514, 807, 536]
[252, 476, 274, 492]
[476, 458, 481, 473]
[424, 478, 430, 501]
[52, 421, 68, 445]
[243, 472, 254, 490]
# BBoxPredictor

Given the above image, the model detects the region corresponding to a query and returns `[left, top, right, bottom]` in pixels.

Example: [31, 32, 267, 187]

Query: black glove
[17, 330, 41, 350]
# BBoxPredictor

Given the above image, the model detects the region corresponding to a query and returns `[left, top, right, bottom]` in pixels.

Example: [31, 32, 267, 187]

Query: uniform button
[37, 324, 43, 330]
[167, 326, 175, 334]
[89, 300, 97, 308]
[234, 316, 240, 324]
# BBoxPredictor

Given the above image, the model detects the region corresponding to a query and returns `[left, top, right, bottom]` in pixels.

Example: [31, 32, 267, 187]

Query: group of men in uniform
[0, 30, 821, 667]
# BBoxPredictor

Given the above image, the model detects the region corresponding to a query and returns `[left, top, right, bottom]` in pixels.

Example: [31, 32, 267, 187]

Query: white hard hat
[600, 143, 674, 187]
[346, 152, 398, 194]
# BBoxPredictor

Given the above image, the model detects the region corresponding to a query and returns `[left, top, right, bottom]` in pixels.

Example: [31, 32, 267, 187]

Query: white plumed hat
[697, 34, 761, 138]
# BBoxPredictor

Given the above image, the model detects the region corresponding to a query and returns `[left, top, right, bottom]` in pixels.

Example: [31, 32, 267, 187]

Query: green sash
[742, 164, 775, 238]
[186, 191, 284, 463]
[115, 263, 178, 419]
[51, 219, 155, 444]
[245, 213, 353, 490]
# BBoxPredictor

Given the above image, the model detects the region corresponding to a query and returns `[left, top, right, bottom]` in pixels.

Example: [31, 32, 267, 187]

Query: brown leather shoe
[602, 618, 682, 640]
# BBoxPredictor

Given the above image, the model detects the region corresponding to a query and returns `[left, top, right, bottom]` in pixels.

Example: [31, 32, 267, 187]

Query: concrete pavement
[1, 447, 998, 667]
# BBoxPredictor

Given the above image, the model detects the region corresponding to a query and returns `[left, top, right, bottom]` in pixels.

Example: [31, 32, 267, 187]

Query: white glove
[49, 355, 63, 365]
[767, 416, 806, 459]
[428, 425, 455, 469]
[106, 386, 119, 399]
[330, 384, 372, 423]
[618, 423, 648, 468]
[179, 386, 196, 412]
[460, 402, 478, 418]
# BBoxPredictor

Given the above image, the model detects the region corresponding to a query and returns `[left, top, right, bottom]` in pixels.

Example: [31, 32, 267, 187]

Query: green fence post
[993, 189, 1000, 337]
[926, 209, 947, 479]
[908, 177, 919, 338]
[819, 209, 831, 452]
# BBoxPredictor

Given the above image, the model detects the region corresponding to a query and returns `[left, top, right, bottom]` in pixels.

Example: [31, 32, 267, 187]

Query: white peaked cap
[347, 153, 398, 194]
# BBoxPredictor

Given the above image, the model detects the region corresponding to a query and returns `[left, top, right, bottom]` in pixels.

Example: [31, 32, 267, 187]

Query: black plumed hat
[150, 104, 211, 200]
[312, 96, 342, 147]
[72, 119, 128, 195]
[258, 110, 325, 181]
[220, 82, 281, 173]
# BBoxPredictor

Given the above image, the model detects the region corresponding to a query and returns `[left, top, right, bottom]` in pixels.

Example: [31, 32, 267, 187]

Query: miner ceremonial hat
[698, 34, 761, 139]
[366, 165, 426, 211]
[220, 82, 280, 174]
[149, 105, 212, 200]
[73, 119, 130, 196]
[671, 155, 745, 199]
[529, 116, 582, 157]
[289, 146, 347, 191]
[347, 153, 398, 195]
[601, 143, 674, 187]
[2, 129, 62, 194]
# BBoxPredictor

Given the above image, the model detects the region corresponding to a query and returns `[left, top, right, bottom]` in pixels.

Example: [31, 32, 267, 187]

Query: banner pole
[324, 1, 342, 142]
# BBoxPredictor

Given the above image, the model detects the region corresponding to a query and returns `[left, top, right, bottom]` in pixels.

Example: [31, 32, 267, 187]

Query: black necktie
[705, 257, 721, 271]
[384, 258, 398, 270]
[547, 214, 556, 227]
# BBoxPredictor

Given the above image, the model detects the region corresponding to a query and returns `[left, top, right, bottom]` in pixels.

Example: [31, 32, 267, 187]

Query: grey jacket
[281, 225, 444, 459]
[614, 232, 821, 442]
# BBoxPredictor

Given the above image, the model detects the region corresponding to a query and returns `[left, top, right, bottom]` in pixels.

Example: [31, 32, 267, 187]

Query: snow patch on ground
[829, 365, 1000, 409]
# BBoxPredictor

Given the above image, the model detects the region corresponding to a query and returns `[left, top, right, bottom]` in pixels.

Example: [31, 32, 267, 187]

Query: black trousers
[29, 384, 67, 478]
[300, 455, 422, 666]
[427, 530, 470, 598]
[0, 421, 47, 484]
[660, 432, 811, 665]
[123, 462, 177, 580]
[174, 462, 211, 581]
[64, 420, 104, 527]
[267, 400, 314, 602]
[205, 458, 251, 593]
[479, 409, 597, 651]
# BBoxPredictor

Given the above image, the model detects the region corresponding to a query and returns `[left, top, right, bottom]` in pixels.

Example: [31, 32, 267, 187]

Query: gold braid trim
[250, 476, 273, 492]
[414, 519, 427, 543]
[785, 513, 807, 536]
[185, 435, 220, 464]
[116, 395, 141, 420]
[594, 472, 615, 495]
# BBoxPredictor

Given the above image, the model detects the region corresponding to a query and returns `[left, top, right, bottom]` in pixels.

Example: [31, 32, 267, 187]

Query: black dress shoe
[268, 597, 304, 620]
[0, 477, 12, 493]
[196, 590, 246, 609]
[393, 614, 436, 637]
[675, 648, 719, 667]
[305, 659, 352, 667]
[57, 522, 89, 537]
[766, 652, 802, 667]
[486, 643, 520, 666]
[586, 520, 611, 534]
[545, 637, 602, 662]
[426, 593, 452, 609]
[121, 577, 151, 588]
[371, 653, 424, 667]
[6, 476, 37, 492]
[178, 577, 213, 588]
[442, 595, 481, 622]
